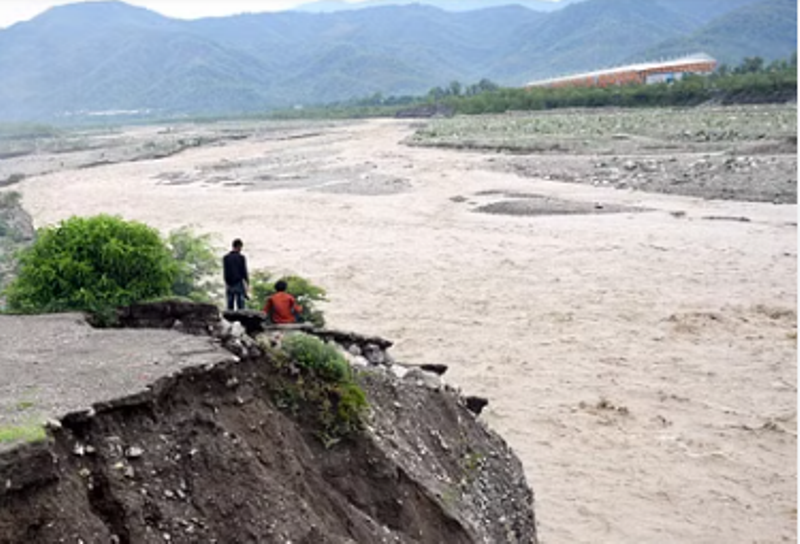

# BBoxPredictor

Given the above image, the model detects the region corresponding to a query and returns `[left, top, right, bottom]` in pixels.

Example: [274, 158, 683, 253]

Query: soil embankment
[0, 303, 537, 544]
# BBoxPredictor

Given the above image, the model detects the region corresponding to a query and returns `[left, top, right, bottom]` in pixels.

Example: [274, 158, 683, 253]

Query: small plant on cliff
[246, 269, 327, 327]
[278, 333, 367, 444]
[283, 333, 350, 381]
[167, 226, 221, 302]
[4, 214, 177, 317]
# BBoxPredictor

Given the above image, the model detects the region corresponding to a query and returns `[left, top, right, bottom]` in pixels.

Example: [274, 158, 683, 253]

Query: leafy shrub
[247, 269, 327, 327]
[167, 226, 221, 302]
[332, 381, 368, 435]
[277, 333, 368, 444]
[282, 333, 350, 382]
[4, 214, 177, 316]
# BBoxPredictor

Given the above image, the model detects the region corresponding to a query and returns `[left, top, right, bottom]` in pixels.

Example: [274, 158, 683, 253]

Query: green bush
[167, 226, 221, 302]
[282, 333, 350, 382]
[4, 214, 177, 315]
[247, 269, 327, 327]
[277, 333, 368, 444]
[333, 381, 368, 434]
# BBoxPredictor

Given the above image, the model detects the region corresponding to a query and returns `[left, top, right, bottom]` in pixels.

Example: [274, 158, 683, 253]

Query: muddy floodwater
[2, 105, 797, 543]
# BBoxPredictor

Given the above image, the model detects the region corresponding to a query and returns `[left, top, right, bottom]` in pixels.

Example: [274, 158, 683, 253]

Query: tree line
[267, 54, 796, 119]
[428, 54, 797, 114]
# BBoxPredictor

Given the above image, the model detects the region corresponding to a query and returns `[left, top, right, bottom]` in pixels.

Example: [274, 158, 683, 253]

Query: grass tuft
[0, 423, 46, 444]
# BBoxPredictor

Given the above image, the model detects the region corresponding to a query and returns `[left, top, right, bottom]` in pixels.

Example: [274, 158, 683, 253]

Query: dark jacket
[223, 251, 248, 286]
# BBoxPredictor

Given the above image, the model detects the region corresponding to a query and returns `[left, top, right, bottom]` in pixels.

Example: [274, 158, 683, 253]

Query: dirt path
[10, 118, 797, 544]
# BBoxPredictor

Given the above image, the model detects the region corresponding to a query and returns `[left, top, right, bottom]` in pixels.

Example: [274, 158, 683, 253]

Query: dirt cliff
[0, 302, 537, 543]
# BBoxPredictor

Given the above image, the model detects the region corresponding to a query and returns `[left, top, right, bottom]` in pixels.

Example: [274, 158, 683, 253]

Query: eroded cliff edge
[0, 302, 537, 543]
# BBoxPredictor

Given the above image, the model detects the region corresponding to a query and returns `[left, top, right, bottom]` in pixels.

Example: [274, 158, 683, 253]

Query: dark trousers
[226, 282, 246, 311]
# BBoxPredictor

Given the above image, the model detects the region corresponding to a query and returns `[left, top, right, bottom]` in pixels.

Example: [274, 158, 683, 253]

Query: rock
[362, 343, 386, 366]
[310, 329, 393, 351]
[640, 160, 659, 173]
[465, 396, 489, 415]
[116, 301, 220, 335]
[230, 322, 246, 339]
[224, 338, 247, 358]
[43, 419, 62, 431]
[352, 355, 370, 368]
[390, 365, 409, 379]
[223, 310, 268, 335]
[404, 368, 442, 390]
[125, 446, 144, 459]
[218, 319, 233, 338]
[419, 364, 448, 376]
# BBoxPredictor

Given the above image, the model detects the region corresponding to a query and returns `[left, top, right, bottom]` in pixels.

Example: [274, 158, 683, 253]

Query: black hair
[232, 238, 243, 249]
[275, 280, 288, 292]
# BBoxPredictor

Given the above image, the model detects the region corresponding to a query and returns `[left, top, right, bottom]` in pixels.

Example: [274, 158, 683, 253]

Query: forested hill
[643, 0, 798, 66]
[0, 0, 795, 121]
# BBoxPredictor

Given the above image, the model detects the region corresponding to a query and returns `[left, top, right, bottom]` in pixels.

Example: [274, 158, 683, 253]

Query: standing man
[223, 238, 249, 311]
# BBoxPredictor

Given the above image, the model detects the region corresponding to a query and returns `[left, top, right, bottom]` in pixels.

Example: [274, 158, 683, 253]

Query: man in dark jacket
[223, 238, 249, 310]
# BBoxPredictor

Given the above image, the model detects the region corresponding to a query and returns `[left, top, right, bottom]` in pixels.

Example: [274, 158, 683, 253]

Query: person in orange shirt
[263, 280, 303, 324]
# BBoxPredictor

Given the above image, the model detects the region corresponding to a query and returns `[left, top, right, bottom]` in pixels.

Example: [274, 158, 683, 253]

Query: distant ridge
[642, 0, 797, 65]
[294, 0, 587, 13]
[0, 0, 793, 121]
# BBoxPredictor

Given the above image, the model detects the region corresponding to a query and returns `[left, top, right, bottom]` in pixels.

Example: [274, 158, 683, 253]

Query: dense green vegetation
[4, 215, 177, 317]
[282, 334, 352, 383]
[269, 334, 368, 446]
[437, 55, 797, 114]
[266, 54, 796, 119]
[0, 212, 331, 327]
[167, 226, 221, 303]
[247, 271, 327, 327]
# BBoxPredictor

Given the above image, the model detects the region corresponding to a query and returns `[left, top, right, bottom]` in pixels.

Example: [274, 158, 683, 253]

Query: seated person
[263, 279, 303, 324]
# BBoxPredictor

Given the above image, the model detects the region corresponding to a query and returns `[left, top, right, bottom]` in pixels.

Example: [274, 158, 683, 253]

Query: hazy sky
[0, 0, 560, 28]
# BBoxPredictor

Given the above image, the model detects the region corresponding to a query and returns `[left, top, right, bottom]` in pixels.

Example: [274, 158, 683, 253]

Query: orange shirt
[264, 292, 303, 324]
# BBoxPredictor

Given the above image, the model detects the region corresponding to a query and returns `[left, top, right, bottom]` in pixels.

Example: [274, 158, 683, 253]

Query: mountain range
[0, 0, 795, 121]
[295, 0, 587, 13]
